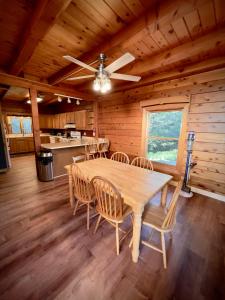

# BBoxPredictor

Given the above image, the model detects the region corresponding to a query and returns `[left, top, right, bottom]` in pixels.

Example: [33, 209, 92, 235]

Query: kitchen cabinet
[9, 137, 34, 154]
[39, 115, 54, 129]
[59, 113, 67, 129]
[9, 136, 50, 154]
[53, 114, 60, 129]
[66, 112, 75, 123]
[75, 110, 87, 130]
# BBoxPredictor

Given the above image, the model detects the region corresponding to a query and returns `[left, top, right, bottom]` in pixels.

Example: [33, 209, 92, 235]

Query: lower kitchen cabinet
[9, 137, 34, 154]
[9, 136, 50, 154]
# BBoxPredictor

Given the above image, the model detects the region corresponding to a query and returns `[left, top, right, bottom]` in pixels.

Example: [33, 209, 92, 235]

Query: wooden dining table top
[65, 158, 172, 208]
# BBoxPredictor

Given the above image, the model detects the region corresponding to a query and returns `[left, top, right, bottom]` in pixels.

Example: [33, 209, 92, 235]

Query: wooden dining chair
[85, 142, 98, 160]
[91, 176, 133, 255]
[71, 164, 96, 230]
[72, 154, 86, 163]
[129, 180, 182, 268]
[98, 138, 109, 158]
[131, 156, 153, 170]
[111, 152, 130, 164]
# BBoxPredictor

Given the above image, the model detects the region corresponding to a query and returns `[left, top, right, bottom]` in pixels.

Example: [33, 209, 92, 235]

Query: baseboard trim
[190, 186, 225, 203]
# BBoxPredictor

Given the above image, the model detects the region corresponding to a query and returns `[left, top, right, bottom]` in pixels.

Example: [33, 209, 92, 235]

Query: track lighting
[54, 94, 83, 104]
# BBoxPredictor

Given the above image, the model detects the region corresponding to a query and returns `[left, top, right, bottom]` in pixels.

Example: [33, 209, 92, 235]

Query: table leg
[67, 166, 75, 208]
[132, 206, 144, 263]
[160, 184, 168, 207]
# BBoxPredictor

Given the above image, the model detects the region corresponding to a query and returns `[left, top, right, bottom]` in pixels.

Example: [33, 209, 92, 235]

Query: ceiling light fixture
[92, 53, 111, 93]
[54, 94, 83, 104]
[26, 96, 43, 104]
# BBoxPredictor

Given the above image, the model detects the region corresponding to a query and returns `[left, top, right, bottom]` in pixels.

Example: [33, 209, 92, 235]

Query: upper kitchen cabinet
[75, 110, 87, 130]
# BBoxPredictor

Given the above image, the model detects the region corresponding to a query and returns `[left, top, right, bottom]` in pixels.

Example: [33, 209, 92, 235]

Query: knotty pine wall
[98, 70, 225, 196]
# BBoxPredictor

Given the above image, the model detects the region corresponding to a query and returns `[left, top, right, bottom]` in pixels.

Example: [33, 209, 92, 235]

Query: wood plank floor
[0, 155, 224, 300]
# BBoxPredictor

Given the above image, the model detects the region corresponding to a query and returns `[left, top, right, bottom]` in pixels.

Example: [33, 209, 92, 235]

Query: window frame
[141, 102, 189, 175]
[7, 115, 33, 134]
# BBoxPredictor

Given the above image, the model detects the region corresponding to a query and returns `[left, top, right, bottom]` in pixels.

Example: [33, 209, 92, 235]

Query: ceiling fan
[63, 52, 141, 93]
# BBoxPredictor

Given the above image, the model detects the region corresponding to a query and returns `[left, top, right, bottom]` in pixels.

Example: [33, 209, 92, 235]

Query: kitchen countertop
[7, 133, 50, 138]
[41, 139, 101, 150]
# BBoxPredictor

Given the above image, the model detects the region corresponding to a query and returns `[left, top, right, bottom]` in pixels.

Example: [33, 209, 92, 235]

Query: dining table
[65, 158, 172, 263]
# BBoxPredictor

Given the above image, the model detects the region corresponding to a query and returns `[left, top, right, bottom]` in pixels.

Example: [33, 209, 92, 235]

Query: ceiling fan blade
[110, 73, 141, 82]
[63, 55, 97, 72]
[66, 75, 95, 81]
[105, 52, 135, 73]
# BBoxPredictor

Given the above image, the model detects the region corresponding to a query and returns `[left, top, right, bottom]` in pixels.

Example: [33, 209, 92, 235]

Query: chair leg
[73, 200, 79, 216]
[87, 204, 90, 230]
[116, 223, 120, 255]
[94, 215, 102, 234]
[161, 232, 167, 269]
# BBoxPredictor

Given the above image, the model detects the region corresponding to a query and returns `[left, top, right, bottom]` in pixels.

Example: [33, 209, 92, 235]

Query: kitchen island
[41, 138, 104, 178]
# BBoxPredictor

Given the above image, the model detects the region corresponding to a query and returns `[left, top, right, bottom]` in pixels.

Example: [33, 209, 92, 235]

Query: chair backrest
[72, 155, 86, 163]
[131, 156, 153, 170]
[98, 138, 109, 152]
[111, 152, 129, 164]
[71, 164, 93, 203]
[162, 180, 183, 229]
[91, 176, 124, 221]
[85, 142, 98, 154]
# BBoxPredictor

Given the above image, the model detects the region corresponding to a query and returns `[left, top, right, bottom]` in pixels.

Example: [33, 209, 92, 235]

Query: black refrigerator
[0, 112, 11, 172]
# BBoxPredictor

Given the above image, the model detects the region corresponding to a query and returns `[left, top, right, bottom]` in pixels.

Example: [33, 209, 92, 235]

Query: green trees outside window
[147, 111, 182, 165]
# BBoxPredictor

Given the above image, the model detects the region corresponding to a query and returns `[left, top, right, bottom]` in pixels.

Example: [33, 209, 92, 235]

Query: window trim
[141, 102, 189, 175]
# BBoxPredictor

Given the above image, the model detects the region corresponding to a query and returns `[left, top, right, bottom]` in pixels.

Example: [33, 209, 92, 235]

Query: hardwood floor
[0, 155, 224, 300]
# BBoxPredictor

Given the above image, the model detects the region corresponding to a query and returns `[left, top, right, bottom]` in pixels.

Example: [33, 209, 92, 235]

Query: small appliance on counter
[70, 131, 81, 139]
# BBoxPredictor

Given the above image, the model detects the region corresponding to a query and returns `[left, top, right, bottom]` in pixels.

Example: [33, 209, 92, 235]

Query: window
[141, 100, 189, 172]
[147, 111, 182, 166]
[7, 116, 32, 134]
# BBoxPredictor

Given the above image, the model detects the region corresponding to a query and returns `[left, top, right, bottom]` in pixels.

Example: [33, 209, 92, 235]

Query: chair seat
[143, 203, 168, 228]
[96, 204, 132, 223]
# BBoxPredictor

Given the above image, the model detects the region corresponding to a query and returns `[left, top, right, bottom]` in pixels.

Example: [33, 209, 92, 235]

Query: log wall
[98, 70, 225, 196]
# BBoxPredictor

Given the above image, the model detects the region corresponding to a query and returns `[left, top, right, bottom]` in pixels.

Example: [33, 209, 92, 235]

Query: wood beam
[113, 56, 225, 93]
[48, 0, 205, 85]
[125, 27, 225, 76]
[9, 0, 72, 76]
[0, 73, 93, 101]
[30, 88, 41, 154]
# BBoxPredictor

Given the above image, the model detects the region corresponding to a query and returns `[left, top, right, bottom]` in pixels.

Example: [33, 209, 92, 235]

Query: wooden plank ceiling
[0, 0, 225, 103]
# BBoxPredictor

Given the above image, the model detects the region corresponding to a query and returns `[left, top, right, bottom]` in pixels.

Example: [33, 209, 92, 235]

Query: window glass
[11, 117, 21, 134]
[23, 118, 32, 134]
[147, 111, 182, 166]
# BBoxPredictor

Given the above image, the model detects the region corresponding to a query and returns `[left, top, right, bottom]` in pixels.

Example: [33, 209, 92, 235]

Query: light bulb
[105, 79, 111, 91]
[36, 97, 43, 103]
[76, 99, 80, 105]
[58, 96, 62, 102]
[26, 99, 31, 104]
[93, 78, 100, 91]
[100, 85, 108, 93]
[67, 97, 71, 103]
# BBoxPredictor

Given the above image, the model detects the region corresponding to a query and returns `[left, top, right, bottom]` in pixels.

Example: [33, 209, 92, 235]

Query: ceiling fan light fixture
[93, 78, 101, 91]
